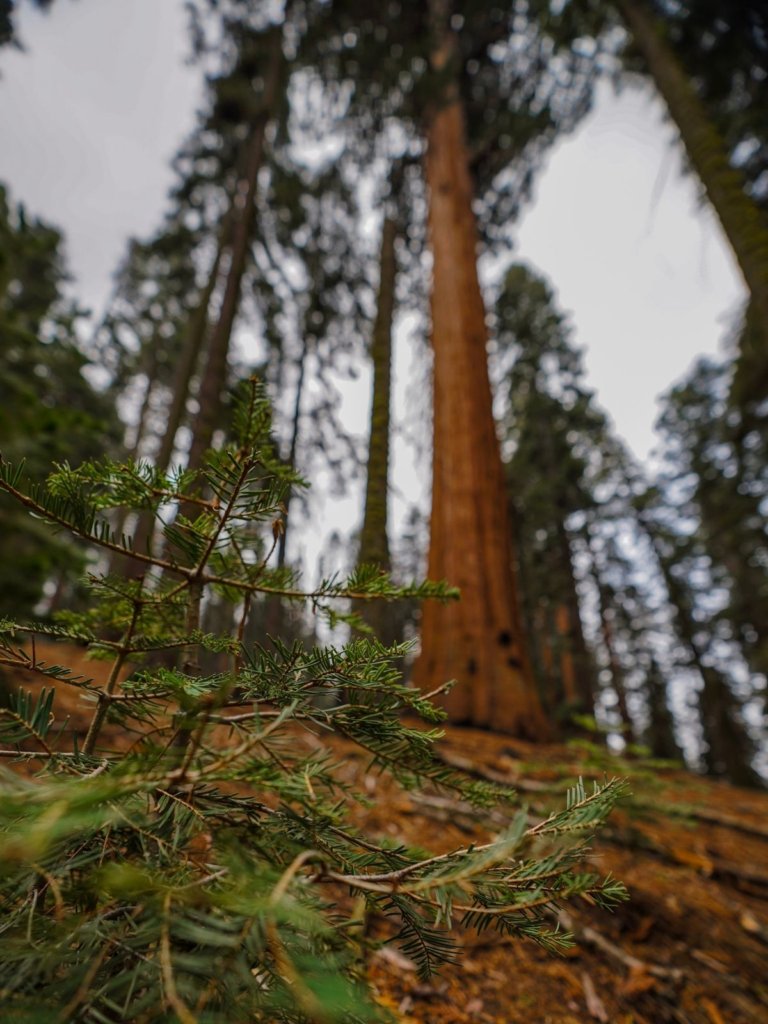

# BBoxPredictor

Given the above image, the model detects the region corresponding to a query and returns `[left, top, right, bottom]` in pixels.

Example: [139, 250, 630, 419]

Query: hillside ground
[3, 641, 768, 1024]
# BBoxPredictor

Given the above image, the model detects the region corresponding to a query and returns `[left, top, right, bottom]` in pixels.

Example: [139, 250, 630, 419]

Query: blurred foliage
[0, 185, 121, 621]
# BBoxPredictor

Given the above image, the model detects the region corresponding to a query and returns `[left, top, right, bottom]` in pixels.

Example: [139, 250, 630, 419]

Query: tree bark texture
[186, 25, 284, 471]
[618, 0, 768, 337]
[413, 9, 547, 737]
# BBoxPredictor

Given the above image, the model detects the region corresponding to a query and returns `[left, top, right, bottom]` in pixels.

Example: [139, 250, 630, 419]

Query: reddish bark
[413, 12, 547, 737]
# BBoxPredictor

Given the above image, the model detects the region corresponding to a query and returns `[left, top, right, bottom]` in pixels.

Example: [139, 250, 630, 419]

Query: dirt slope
[356, 727, 768, 1024]
[3, 641, 767, 1024]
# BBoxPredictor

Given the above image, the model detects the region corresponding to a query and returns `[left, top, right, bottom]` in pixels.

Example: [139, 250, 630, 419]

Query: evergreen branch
[312, 778, 625, 893]
[190, 453, 255, 581]
[0, 707, 53, 754]
[82, 594, 142, 755]
[0, 465, 191, 577]
[0, 619, 99, 646]
[199, 573, 459, 602]
[0, 650, 98, 691]
[191, 701, 299, 780]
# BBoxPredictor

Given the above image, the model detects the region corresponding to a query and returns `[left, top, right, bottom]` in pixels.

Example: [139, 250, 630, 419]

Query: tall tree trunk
[359, 213, 396, 573]
[356, 210, 398, 646]
[644, 653, 682, 762]
[618, 0, 768, 335]
[592, 583, 632, 738]
[277, 346, 307, 572]
[413, 6, 547, 737]
[508, 500, 544, 691]
[554, 603, 579, 710]
[639, 515, 760, 786]
[121, 227, 229, 569]
[107, 338, 161, 572]
[583, 537, 633, 738]
[262, 343, 308, 639]
[155, 226, 229, 479]
[697, 664, 760, 788]
[537, 605, 556, 708]
[556, 518, 594, 718]
[128, 337, 161, 461]
[186, 25, 284, 471]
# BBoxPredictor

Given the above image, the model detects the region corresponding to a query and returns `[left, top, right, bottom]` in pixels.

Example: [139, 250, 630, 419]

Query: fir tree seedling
[0, 380, 626, 1022]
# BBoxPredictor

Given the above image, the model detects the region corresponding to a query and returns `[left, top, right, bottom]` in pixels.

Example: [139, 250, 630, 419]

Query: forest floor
[4, 641, 768, 1024]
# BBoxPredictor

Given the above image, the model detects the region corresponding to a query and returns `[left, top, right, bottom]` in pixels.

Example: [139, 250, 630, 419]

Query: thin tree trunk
[262, 344, 307, 639]
[277, 347, 307, 571]
[554, 604, 579, 709]
[126, 229, 228, 566]
[593, 585, 632, 737]
[583, 540, 633, 738]
[155, 227, 229, 478]
[508, 500, 543, 691]
[359, 214, 396, 573]
[413, 4, 547, 737]
[186, 24, 284, 472]
[644, 653, 682, 762]
[639, 515, 760, 786]
[356, 210, 398, 646]
[128, 340, 161, 460]
[618, 0, 768, 334]
[556, 518, 594, 717]
[107, 339, 161, 572]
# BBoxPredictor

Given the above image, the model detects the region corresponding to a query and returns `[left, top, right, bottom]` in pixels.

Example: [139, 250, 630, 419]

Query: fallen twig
[557, 909, 684, 983]
[581, 970, 608, 1022]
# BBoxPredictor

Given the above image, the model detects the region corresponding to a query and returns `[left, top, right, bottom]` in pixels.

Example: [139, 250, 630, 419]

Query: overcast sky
[0, 0, 201, 314]
[0, 0, 747, 466]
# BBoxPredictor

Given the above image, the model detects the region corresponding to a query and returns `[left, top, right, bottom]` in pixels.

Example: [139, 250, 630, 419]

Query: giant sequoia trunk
[618, 0, 768, 336]
[186, 26, 284, 471]
[413, 9, 547, 737]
